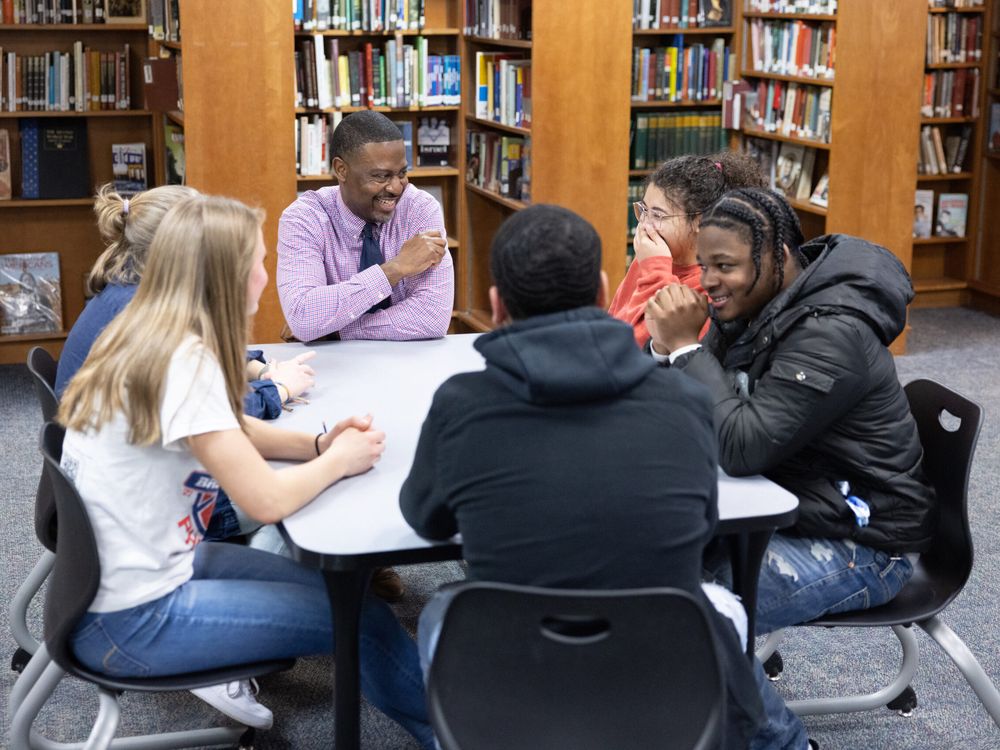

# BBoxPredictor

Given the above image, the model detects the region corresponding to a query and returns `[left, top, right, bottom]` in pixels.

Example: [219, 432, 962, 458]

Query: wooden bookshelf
[0, 22, 161, 363]
[911, 2, 993, 311]
[970, 0, 1000, 314]
[453, 1, 631, 333]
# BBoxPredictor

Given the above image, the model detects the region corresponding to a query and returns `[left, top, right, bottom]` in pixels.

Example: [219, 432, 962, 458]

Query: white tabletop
[255, 335, 798, 562]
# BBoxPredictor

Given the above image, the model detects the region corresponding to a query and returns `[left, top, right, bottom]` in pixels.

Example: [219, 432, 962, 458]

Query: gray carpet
[2, 306, 1000, 749]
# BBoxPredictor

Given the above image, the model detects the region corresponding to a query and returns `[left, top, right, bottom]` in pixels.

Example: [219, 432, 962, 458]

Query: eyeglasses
[632, 201, 700, 229]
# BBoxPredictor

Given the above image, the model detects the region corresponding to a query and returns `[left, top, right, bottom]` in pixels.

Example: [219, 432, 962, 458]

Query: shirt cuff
[668, 343, 702, 364]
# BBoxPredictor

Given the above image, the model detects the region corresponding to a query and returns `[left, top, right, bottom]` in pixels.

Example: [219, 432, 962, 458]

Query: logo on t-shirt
[177, 471, 219, 547]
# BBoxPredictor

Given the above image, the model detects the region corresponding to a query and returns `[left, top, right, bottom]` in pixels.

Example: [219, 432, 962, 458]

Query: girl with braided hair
[645, 187, 935, 633]
[609, 151, 766, 347]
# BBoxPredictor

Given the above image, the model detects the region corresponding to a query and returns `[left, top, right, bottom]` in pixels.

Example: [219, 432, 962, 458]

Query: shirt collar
[334, 188, 370, 239]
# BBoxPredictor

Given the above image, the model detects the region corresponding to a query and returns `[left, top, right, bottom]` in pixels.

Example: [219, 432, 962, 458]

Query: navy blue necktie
[360, 222, 391, 313]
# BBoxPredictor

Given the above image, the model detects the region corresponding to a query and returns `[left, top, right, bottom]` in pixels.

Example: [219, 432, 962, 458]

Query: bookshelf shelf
[165, 110, 184, 127]
[632, 26, 736, 36]
[0, 198, 95, 208]
[296, 27, 460, 36]
[465, 35, 531, 48]
[465, 182, 527, 211]
[740, 127, 831, 150]
[451, 308, 492, 333]
[741, 12, 837, 22]
[913, 236, 969, 245]
[295, 105, 459, 114]
[922, 116, 979, 124]
[0, 23, 147, 31]
[928, 7, 985, 13]
[297, 166, 460, 181]
[788, 197, 827, 217]
[464, 115, 530, 136]
[740, 70, 835, 87]
[447, 237, 458, 250]
[918, 171, 974, 181]
[0, 110, 153, 119]
[630, 98, 723, 108]
[926, 62, 984, 70]
[161, 40, 182, 51]
[912, 276, 968, 292]
[0, 330, 67, 342]
[629, 169, 653, 177]
[987, 151, 1000, 160]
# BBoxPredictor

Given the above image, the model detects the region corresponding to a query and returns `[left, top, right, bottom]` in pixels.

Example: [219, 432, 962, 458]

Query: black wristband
[314, 432, 322, 456]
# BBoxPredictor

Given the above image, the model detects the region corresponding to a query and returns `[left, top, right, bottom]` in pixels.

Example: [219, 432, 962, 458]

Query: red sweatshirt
[608, 255, 706, 348]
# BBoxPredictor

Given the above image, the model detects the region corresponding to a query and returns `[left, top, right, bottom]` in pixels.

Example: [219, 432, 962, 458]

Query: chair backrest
[38, 422, 102, 674]
[27, 346, 59, 422]
[427, 582, 724, 750]
[905, 379, 983, 601]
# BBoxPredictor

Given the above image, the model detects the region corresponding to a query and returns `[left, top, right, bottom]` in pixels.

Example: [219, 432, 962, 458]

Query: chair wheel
[238, 727, 256, 749]
[11, 647, 32, 673]
[886, 686, 917, 717]
[763, 650, 784, 681]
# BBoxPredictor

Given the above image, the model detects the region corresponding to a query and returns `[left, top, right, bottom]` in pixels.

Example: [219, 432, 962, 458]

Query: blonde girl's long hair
[88, 183, 199, 295]
[60, 195, 265, 445]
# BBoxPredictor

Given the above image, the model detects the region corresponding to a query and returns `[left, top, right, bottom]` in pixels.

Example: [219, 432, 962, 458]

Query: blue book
[20, 118, 90, 200]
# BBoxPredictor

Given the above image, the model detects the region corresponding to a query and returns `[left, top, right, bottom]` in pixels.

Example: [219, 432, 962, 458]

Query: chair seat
[805, 562, 967, 629]
[66, 657, 296, 694]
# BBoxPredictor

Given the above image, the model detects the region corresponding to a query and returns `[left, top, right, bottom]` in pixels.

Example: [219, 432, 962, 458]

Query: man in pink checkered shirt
[277, 111, 454, 342]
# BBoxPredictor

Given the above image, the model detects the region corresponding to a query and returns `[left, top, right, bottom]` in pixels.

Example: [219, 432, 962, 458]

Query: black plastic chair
[8, 423, 295, 749]
[427, 582, 725, 750]
[759, 379, 1000, 726]
[10, 347, 60, 673]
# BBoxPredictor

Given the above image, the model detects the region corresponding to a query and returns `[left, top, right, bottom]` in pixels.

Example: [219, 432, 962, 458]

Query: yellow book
[337, 54, 350, 108]
[667, 47, 679, 102]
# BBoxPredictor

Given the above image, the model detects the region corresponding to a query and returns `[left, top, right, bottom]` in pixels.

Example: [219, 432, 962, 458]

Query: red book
[364, 42, 373, 107]
[952, 67, 967, 116]
[1, 0, 11, 23]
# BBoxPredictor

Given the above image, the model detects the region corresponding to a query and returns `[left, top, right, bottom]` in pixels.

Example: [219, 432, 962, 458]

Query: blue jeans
[417, 586, 809, 750]
[72, 543, 434, 749]
[709, 533, 914, 634]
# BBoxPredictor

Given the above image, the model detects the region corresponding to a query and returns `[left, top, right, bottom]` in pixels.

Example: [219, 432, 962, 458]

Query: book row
[466, 130, 530, 201]
[746, 0, 837, 14]
[148, 0, 182, 43]
[0, 0, 104, 24]
[294, 0, 426, 32]
[918, 124, 972, 175]
[745, 18, 836, 80]
[296, 112, 451, 175]
[928, 0, 984, 7]
[744, 136, 829, 208]
[913, 190, 967, 238]
[0, 251, 62, 336]
[630, 38, 732, 104]
[630, 111, 727, 170]
[0, 44, 132, 113]
[921, 68, 980, 119]
[631, 0, 732, 30]
[463, 0, 531, 41]
[295, 36, 460, 110]
[742, 78, 832, 144]
[925, 13, 983, 65]
[473, 52, 531, 128]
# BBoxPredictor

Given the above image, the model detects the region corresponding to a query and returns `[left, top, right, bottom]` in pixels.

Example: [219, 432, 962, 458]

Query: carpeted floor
[2, 306, 1000, 749]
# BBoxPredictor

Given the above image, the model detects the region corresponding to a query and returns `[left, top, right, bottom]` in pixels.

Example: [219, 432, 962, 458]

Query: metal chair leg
[921, 616, 1000, 730]
[9, 550, 56, 657]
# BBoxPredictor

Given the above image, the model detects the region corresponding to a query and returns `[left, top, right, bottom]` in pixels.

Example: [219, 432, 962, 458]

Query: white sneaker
[191, 679, 273, 729]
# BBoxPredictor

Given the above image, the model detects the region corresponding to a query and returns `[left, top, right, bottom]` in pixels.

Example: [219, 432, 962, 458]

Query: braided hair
[646, 151, 768, 219]
[700, 188, 805, 292]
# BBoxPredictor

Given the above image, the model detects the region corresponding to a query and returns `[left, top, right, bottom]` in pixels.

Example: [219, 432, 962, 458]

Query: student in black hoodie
[645, 188, 935, 633]
[400, 204, 809, 750]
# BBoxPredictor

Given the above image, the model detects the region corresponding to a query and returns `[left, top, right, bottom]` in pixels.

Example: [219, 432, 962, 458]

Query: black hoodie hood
[781, 234, 914, 344]
[474, 307, 655, 405]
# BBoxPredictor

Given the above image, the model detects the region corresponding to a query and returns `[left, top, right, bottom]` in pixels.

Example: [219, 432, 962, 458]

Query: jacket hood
[765, 234, 913, 345]
[474, 307, 655, 405]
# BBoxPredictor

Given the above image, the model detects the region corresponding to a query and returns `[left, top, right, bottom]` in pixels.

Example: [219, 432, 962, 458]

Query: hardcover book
[935, 192, 968, 237]
[111, 143, 147, 196]
[0, 251, 62, 335]
[913, 189, 934, 238]
[20, 118, 90, 200]
[0, 129, 10, 200]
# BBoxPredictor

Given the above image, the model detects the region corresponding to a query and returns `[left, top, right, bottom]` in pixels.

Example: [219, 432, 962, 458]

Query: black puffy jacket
[673, 234, 936, 552]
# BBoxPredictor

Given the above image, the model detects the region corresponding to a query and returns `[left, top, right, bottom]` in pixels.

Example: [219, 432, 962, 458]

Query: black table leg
[727, 529, 776, 658]
[324, 568, 373, 750]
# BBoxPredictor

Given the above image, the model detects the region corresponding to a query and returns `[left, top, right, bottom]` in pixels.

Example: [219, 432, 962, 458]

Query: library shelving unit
[0, 21, 160, 364]
[969, 0, 1000, 313]
[290, 1, 466, 324]
[911, 1, 994, 309]
[453, 0, 632, 333]
[735, 0, 926, 351]
[628, 5, 737, 263]
[176, 0, 296, 342]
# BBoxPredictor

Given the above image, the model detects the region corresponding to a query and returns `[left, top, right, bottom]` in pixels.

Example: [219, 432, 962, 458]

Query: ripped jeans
[709, 532, 914, 634]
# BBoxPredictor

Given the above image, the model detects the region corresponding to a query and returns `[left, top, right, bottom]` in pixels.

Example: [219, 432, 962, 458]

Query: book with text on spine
[0, 252, 62, 335]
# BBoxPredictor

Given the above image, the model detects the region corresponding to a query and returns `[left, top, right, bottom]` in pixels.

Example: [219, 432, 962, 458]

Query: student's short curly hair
[647, 151, 767, 220]
[331, 110, 404, 161]
[490, 204, 602, 320]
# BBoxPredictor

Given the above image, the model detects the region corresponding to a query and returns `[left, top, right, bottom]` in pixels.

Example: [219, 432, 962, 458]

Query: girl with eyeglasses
[609, 151, 766, 347]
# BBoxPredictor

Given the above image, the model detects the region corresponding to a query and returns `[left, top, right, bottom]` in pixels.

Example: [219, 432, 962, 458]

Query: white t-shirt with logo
[61, 337, 240, 613]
